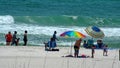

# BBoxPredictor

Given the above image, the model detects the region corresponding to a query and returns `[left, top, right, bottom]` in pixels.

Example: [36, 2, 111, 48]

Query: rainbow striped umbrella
[60, 31, 86, 38]
[60, 30, 85, 56]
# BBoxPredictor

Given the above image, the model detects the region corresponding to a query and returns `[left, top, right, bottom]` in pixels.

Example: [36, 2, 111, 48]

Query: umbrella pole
[69, 42, 73, 56]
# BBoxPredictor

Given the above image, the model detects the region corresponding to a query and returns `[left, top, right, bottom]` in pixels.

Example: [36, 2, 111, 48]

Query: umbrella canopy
[85, 26, 104, 38]
[60, 31, 86, 38]
[60, 30, 85, 56]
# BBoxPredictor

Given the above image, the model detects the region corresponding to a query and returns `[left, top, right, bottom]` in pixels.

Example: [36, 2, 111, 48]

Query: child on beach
[16, 38, 20, 46]
[91, 45, 95, 58]
[103, 44, 108, 56]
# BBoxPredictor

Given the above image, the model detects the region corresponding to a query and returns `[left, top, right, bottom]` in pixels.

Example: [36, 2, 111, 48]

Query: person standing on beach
[103, 44, 108, 56]
[11, 31, 17, 46]
[5, 31, 12, 45]
[23, 30, 28, 46]
[74, 38, 82, 57]
[91, 45, 95, 58]
[52, 31, 58, 47]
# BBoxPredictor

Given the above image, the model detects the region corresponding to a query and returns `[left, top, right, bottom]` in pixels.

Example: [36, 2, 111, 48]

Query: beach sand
[0, 46, 119, 68]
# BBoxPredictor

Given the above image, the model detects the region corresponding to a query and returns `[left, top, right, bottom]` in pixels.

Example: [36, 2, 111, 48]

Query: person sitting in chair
[97, 39, 103, 48]
[44, 38, 57, 51]
[83, 40, 88, 48]
[87, 39, 94, 48]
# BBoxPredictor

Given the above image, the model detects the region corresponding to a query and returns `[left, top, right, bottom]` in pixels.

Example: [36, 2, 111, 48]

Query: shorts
[6, 40, 11, 42]
[74, 46, 79, 54]
[74, 46, 78, 49]
[104, 49, 107, 52]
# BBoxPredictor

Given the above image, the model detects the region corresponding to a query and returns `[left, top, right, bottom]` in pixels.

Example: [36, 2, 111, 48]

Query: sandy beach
[0, 46, 119, 68]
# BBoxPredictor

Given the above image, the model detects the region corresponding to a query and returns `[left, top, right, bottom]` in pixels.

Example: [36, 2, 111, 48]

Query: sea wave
[12, 15, 120, 27]
[0, 15, 120, 37]
[0, 15, 14, 24]
[0, 15, 120, 27]
[0, 24, 120, 37]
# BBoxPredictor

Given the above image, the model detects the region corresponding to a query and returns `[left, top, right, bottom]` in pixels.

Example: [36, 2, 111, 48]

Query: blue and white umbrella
[85, 26, 105, 38]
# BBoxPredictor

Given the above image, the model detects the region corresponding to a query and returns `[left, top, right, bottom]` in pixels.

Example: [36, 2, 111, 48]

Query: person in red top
[5, 31, 12, 45]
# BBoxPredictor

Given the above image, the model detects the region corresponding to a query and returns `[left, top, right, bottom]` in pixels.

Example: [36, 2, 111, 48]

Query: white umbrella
[85, 26, 105, 38]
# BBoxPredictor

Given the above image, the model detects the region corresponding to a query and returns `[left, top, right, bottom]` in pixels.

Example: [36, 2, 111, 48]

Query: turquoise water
[0, 0, 120, 48]
[0, 15, 120, 48]
[13, 16, 120, 27]
[0, 0, 120, 17]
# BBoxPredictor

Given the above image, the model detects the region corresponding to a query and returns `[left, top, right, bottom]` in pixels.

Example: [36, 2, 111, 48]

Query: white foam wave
[0, 23, 120, 37]
[101, 28, 120, 37]
[63, 15, 78, 20]
[0, 15, 14, 24]
[95, 18, 104, 24]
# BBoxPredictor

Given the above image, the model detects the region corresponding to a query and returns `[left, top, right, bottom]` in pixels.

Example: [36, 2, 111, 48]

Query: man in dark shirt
[52, 31, 58, 47]
[11, 31, 17, 46]
[23, 30, 28, 46]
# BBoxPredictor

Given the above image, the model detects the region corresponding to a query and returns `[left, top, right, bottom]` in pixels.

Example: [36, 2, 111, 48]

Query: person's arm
[53, 34, 59, 41]
[56, 37, 59, 41]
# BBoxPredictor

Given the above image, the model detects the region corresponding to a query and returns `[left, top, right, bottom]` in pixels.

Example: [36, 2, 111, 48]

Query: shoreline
[0, 44, 120, 50]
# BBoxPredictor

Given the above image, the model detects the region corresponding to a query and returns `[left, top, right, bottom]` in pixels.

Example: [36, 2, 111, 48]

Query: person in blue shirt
[44, 37, 57, 51]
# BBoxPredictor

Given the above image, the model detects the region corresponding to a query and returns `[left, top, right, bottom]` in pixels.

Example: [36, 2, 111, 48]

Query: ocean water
[0, 0, 120, 17]
[0, 0, 120, 48]
[0, 15, 120, 48]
